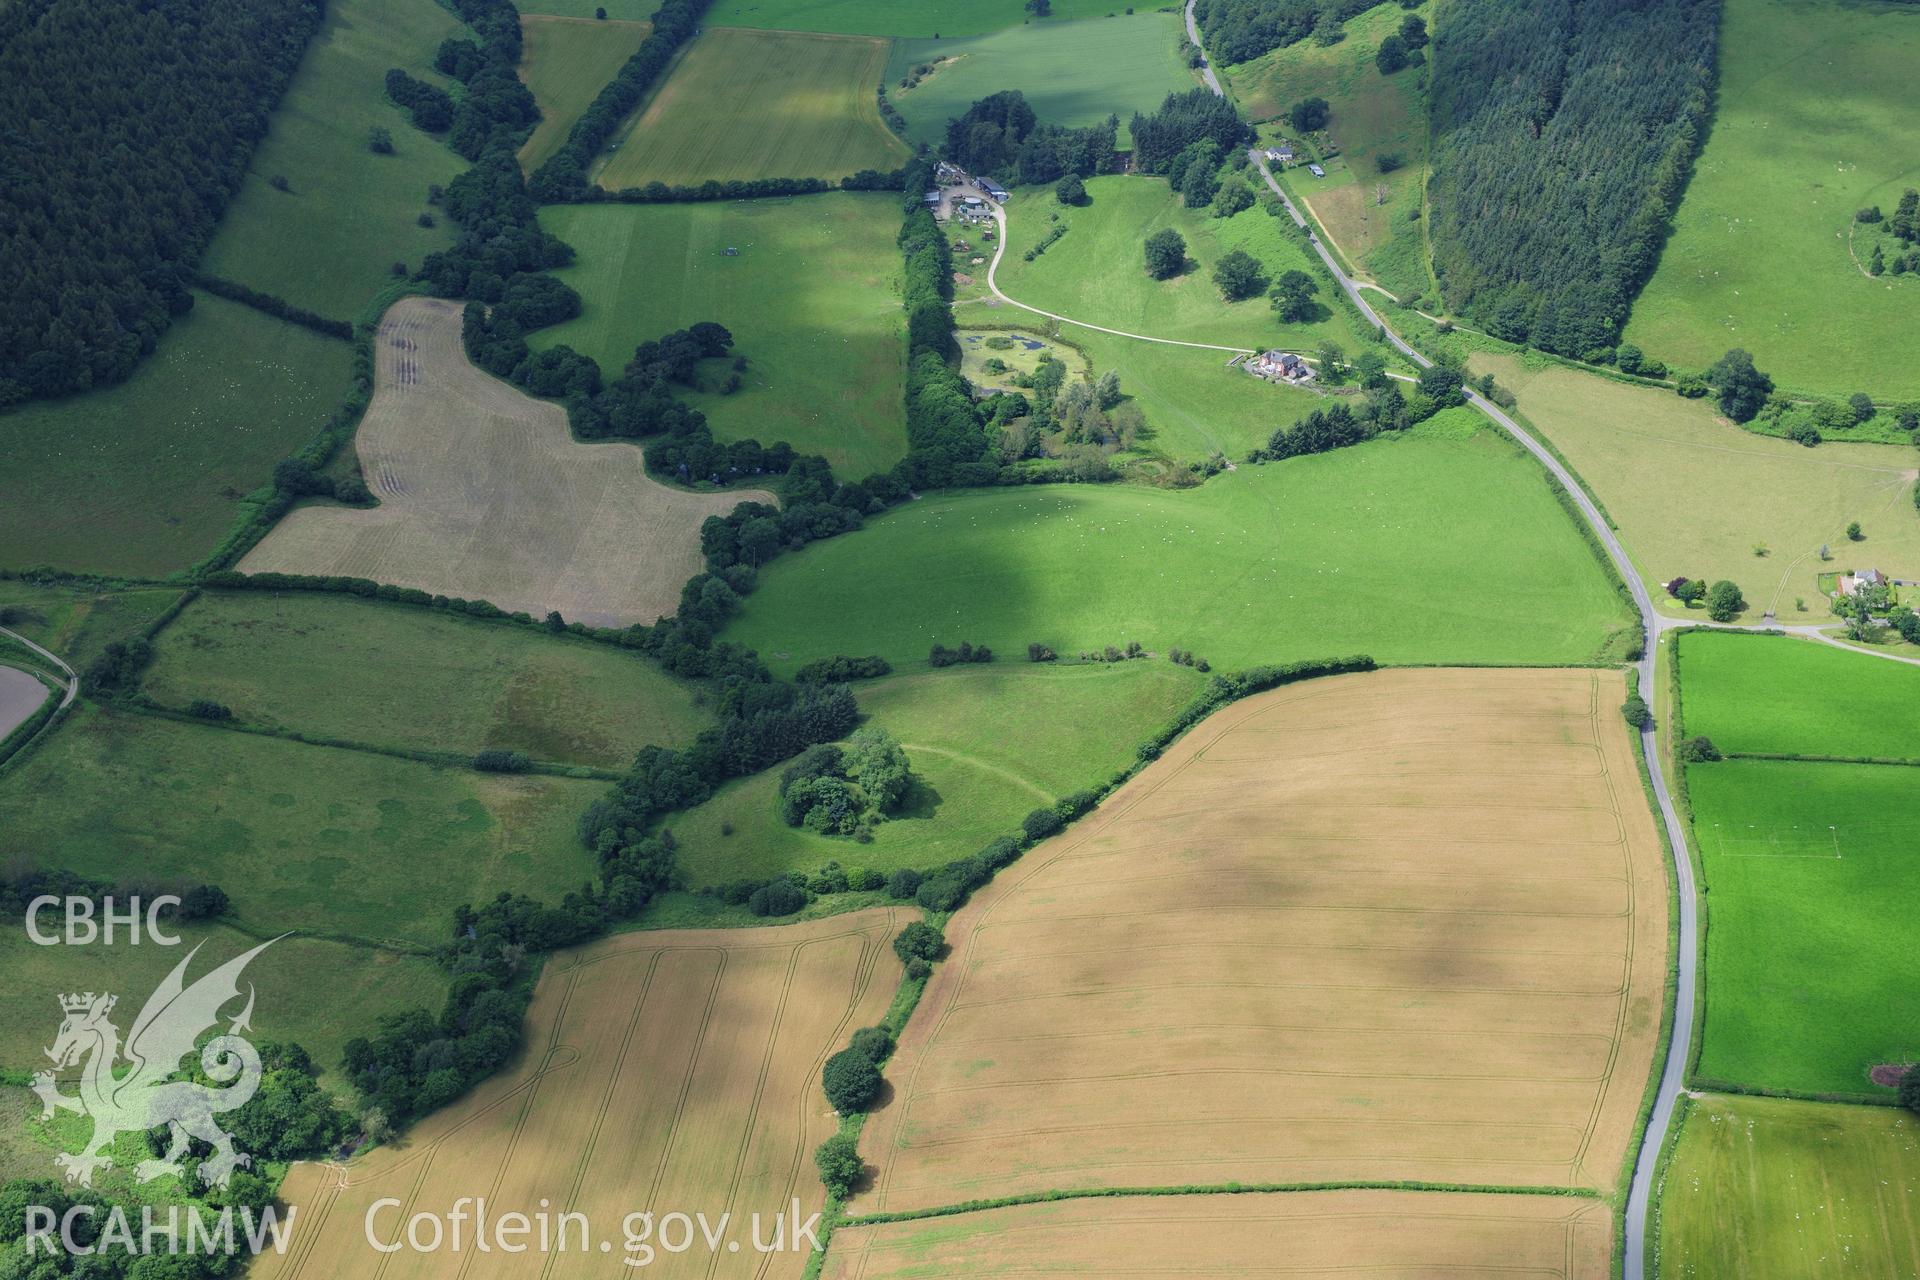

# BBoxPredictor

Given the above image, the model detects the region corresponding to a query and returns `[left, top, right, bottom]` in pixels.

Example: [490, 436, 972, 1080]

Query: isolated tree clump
[1705, 579, 1745, 622]
[1705, 349, 1773, 423]
[1143, 228, 1187, 279]
[821, 1047, 881, 1114]
[1269, 268, 1318, 321]
[1212, 249, 1267, 301]
[815, 1134, 863, 1199]
[1289, 96, 1330, 133]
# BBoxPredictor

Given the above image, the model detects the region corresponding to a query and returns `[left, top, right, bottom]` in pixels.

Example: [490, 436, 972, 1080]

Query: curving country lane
[0, 624, 77, 709]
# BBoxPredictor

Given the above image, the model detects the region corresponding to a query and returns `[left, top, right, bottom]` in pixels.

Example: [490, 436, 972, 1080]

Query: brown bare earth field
[859, 668, 1667, 1213]
[257, 909, 907, 1279]
[241, 297, 773, 627]
[826, 1190, 1612, 1280]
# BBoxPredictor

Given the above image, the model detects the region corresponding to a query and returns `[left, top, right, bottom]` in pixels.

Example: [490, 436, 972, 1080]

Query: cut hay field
[705, 0, 1123, 38]
[594, 28, 907, 188]
[859, 668, 1668, 1210]
[1226, 0, 1434, 297]
[0, 924, 446, 1086]
[198, 0, 463, 318]
[535, 196, 907, 476]
[1688, 758, 1920, 1096]
[0, 704, 600, 949]
[1621, 0, 1920, 398]
[142, 590, 710, 768]
[726, 411, 1633, 676]
[1657, 1093, 1920, 1277]
[829, 1191, 1612, 1280]
[0, 294, 355, 578]
[885, 12, 1193, 150]
[1469, 353, 1920, 618]
[672, 661, 1208, 885]
[242, 297, 772, 627]
[0, 666, 48, 740]
[516, 15, 651, 173]
[995, 177, 1372, 353]
[1677, 630, 1920, 760]
[257, 910, 908, 1280]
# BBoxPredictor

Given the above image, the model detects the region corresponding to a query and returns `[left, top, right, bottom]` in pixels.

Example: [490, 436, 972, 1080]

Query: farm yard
[1676, 630, 1920, 760]
[857, 668, 1667, 1210]
[670, 660, 1208, 884]
[1622, 0, 1920, 398]
[196, 0, 463, 319]
[241, 298, 771, 627]
[515, 15, 652, 172]
[705, 0, 1124, 37]
[0, 704, 601, 949]
[1225, 0, 1434, 297]
[255, 910, 907, 1279]
[1686, 758, 1920, 1096]
[995, 177, 1373, 353]
[828, 1191, 1612, 1279]
[593, 28, 907, 188]
[534, 196, 908, 475]
[1469, 353, 1920, 616]
[884, 12, 1195, 150]
[725, 411, 1634, 675]
[1658, 1094, 1920, 1277]
[0, 293, 355, 578]
[141, 589, 711, 768]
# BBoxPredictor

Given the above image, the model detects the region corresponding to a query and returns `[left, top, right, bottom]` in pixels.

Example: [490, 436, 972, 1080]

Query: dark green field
[197, 0, 464, 318]
[0, 295, 355, 577]
[0, 705, 601, 948]
[142, 591, 709, 768]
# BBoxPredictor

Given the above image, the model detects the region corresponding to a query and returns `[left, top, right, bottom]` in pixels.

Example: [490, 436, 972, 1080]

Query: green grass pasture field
[669, 660, 1207, 884]
[995, 176, 1371, 353]
[517, 16, 652, 173]
[142, 591, 709, 768]
[885, 13, 1193, 149]
[725, 410, 1632, 675]
[0, 705, 600, 949]
[198, 0, 463, 318]
[594, 27, 907, 188]
[0, 583, 186, 671]
[704, 0, 1125, 38]
[1659, 1093, 1920, 1277]
[1470, 353, 1920, 617]
[0, 295, 355, 578]
[1225, 1, 1434, 296]
[533, 196, 907, 476]
[1677, 630, 1920, 759]
[0, 924, 446, 1084]
[1688, 758, 1920, 1095]
[1622, 0, 1920, 397]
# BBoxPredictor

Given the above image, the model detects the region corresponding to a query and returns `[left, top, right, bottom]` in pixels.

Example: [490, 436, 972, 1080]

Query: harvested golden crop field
[258, 909, 908, 1279]
[241, 297, 773, 627]
[827, 1190, 1612, 1280]
[860, 669, 1667, 1212]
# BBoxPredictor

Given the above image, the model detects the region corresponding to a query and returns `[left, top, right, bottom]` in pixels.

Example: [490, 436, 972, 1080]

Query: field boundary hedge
[194, 274, 354, 340]
[841, 1178, 1603, 1229]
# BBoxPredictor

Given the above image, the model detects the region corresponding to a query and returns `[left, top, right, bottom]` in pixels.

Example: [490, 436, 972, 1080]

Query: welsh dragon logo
[32, 939, 277, 1188]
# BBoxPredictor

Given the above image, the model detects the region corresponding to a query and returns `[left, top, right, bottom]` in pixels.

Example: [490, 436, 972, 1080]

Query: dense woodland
[944, 91, 1119, 185]
[1426, 0, 1719, 358]
[1192, 0, 1381, 64]
[0, 0, 323, 404]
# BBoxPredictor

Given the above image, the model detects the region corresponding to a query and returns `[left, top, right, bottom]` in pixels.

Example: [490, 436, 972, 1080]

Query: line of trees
[0, 0, 324, 406]
[526, 0, 710, 200]
[194, 275, 353, 340]
[1427, 0, 1718, 359]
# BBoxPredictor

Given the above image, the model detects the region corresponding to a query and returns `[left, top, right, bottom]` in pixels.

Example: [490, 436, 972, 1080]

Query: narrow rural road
[1182, 0, 1224, 95]
[1, 625, 77, 708]
[1170, 26, 1694, 1275]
